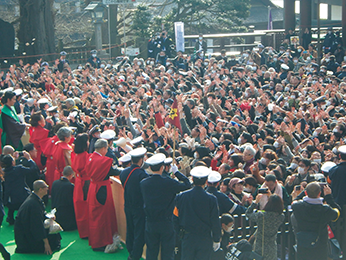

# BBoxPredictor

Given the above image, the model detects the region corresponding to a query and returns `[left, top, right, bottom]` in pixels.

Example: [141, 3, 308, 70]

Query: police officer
[174, 166, 221, 260]
[329, 145, 346, 206]
[57, 51, 69, 72]
[162, 157, 173, 178]
[206, 171, 246, 216]
[140, 153, 191, 260]
[120, 147, 148, 260]
[100, 130, 119, 165]
[118, 153, 132, 168]
[87, 50, 101, 68]
[88, 125, 100, 153]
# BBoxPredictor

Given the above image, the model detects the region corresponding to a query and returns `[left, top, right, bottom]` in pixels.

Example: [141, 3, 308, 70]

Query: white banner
[174, 22, 185, 52]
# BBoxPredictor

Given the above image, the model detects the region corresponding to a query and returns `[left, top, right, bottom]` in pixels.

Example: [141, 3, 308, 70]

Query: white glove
[171, 164, 178, 174]
[213, 242, 220, 252]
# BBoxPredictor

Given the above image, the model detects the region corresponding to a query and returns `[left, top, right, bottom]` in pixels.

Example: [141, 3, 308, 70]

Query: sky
[271, 0, 328, 19]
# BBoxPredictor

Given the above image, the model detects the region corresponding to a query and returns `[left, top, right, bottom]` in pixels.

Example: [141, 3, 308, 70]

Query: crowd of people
[0, 27, 345, 260]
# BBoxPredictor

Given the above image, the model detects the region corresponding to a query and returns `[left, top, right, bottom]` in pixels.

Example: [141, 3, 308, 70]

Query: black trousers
[181, 233, 212, 260]
[145, 221, 175, 260]
[125, 207, 145, 260]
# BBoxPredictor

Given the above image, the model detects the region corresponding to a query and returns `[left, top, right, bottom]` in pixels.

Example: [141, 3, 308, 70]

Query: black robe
[14, 193, 61, 253]
[51, 177, 76, 231]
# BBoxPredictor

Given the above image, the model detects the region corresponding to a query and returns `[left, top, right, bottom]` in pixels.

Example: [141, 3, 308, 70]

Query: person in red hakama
[87, 138, 120, 252]
[71, 133, 90, 239]
[29, 112, 49, 170]
[53, 127, 73, 183]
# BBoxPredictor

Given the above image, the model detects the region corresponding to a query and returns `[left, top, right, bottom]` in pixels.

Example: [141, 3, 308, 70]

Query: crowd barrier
[110, 176, 346, 260]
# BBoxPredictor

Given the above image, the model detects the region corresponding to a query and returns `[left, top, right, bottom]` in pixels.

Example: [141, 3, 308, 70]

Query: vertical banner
[174, 22, 185, 52]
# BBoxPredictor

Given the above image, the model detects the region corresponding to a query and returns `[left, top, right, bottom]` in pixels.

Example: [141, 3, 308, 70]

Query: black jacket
[51, 177, 76, 231]
[291, 194, 340, 260]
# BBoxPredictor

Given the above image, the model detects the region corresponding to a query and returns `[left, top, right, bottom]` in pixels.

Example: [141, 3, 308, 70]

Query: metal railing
[231, 205, 346, 260]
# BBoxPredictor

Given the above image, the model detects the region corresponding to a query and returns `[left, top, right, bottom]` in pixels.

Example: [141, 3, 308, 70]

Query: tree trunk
[18, 0, 55, 63]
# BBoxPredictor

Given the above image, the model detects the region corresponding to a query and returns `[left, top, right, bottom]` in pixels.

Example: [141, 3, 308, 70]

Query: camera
[295, 185, 301, 191]
[258, 188, 269, 194]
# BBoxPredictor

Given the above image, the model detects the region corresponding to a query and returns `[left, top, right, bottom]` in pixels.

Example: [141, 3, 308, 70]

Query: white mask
[243, 53, 249, 58]
[225, 225, 233, 233]
[204, 62, 209, 66]
[243, 187, 252, 193]
[78, 66, 82, 70]
[92, 54, 97, 58]
[273, 141, 280, 148]
[332, 147, 338, 154]
[273, 58, 278, 62]
[313, 159, 322, 163]
[298, 166, 305, 174]
[238, 137, 242, 145]
[137, 62, 141, 66]
[100, 64, 105, 68]
[259, 157, 267, 165]
[150, 61, 155, 65]
[194, 152, 198, 159]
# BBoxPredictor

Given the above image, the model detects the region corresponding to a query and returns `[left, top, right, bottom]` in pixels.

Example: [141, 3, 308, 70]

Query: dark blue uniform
[206, 186, 246, 216]
[175, 186, 221, 260]
[120, 164, 148, 260]
[4, 160, 35, 224]
[329, 161, 346, 206]
[140, 171, 191, 260]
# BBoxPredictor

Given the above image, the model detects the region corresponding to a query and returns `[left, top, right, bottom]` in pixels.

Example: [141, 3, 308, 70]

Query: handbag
[328, 238, 342, 259]
[327, 225, 342, 259]
[296, 231, 319, 248]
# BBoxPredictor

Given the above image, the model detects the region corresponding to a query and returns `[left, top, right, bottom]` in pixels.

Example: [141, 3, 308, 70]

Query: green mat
[0, 202, 132, 260]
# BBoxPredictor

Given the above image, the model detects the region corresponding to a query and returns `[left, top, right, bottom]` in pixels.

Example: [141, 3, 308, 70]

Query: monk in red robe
[29, 112, 49, 170]
[71, 133, 90, 239]
[53, 127, 73, 183]
[87, 138, 119, 252]
[40, 135, 59, 189]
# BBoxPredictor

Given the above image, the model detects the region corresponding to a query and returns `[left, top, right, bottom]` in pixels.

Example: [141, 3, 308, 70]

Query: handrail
[230, 206, 346, 260]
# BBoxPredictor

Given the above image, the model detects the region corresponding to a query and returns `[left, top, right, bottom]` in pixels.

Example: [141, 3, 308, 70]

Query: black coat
[17, 157, 40, 191]
[291, 194, 340, 260]
[4, 162, 35, 206]
[14, 193, 61, 253]
[51, 177, 76, 231]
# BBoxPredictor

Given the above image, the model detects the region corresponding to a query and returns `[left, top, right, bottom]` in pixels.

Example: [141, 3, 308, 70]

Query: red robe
[72, 151, 90, 239]
[87, 152, 117, 249]
[29, 126, 49, 170]
[53, 141, 73, 182]
[40, 136, 59, 189]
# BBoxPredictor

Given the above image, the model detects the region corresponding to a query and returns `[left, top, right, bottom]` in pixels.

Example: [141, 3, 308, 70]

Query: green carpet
[0, 201, 133, 260]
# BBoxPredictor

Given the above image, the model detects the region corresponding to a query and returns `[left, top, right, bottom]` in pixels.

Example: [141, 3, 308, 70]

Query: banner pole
[173, 125, 176, 163]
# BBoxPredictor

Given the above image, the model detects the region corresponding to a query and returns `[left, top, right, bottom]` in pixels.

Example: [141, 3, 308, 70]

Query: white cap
[146, 153, 166, 165]
[14, 89, 23, 96]
[130, 136, 143, 145]
[190, 166, 211, 178]
[208, 171, 222, 183]
[114, 137, 126, 148]
[47, 106, 58, 112]
[119, 153, 131, 163]
[100, 130, 116, 140]
[281, 64, 289, 70]
[338, 145, 346, 154]
[37, 98, 49, 104]
[3, 87, 13, 93]
[164, 157, 173, 165]
[129, 147, 147, 158]
[321, 161, 336, 172]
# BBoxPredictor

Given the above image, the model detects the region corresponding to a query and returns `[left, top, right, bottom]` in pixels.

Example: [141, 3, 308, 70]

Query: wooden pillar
[342, 0, 346, 47]
[284, 0, 295, 33]
[300, 0, 311, 38]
